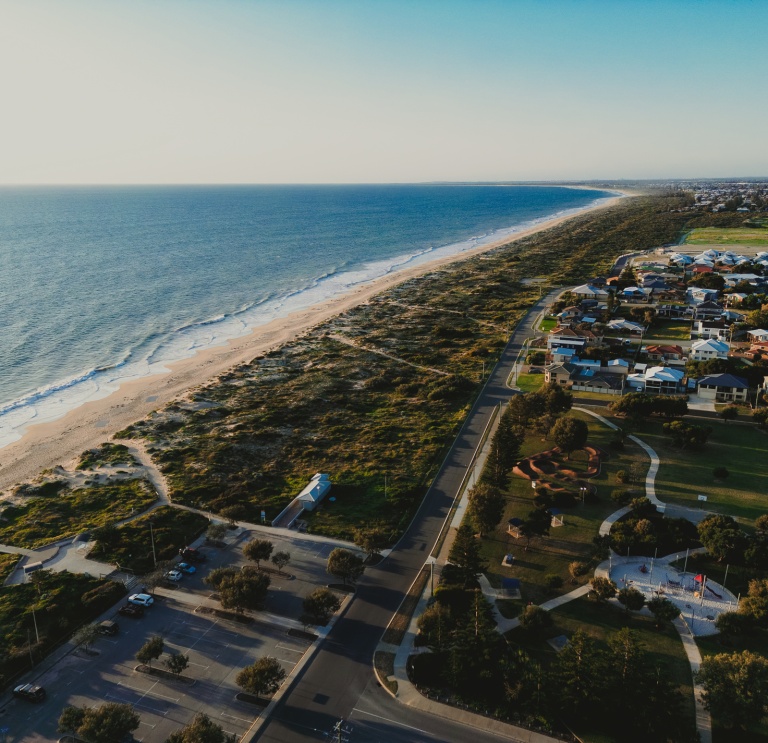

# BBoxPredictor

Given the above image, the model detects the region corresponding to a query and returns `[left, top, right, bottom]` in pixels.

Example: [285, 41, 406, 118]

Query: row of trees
[609, 392, 688, 421]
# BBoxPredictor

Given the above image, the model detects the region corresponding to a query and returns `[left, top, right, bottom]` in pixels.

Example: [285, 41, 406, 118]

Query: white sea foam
[0, 191, 620, 450]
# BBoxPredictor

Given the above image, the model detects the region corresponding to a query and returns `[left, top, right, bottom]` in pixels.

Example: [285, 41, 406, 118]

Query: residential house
[645, 344, 685, 362]
[747, 329, 768, 343]
[572, 284, 610, 300]
[687, 287, 720, 305]
[693, 300, 724, 320]
[607, 318, 645, 335]
[690, 339, 730, 361]
[626, 366, 686, 395]
[621, 286, 649, 302]
[544, 363, 578, 386]
[697, 373, 749, 403]
[656, 304, 693, 320]
[691, 320, 728, 341]
[548, 326, 602, 351]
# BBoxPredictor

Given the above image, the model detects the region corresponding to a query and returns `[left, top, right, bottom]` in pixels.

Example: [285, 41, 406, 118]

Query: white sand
[0, 191, 628, 492]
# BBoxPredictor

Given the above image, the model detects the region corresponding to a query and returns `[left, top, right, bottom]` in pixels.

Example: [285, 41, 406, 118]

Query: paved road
[254, 292, 561, 743]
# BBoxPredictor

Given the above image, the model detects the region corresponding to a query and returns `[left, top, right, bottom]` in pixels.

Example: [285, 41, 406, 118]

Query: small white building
[297, 473, 332, 511]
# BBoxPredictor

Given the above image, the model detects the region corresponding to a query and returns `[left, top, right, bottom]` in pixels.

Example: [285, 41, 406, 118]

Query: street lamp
[580, 486, 587, 505]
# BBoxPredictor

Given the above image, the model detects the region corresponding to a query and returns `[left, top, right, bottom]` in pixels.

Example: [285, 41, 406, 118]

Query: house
[572, 284, 610, 300]
[645, 344, 685, 362]
[697, 373, 749, 403]
[606, 358, 631, 375]
[297, 473, 332, 511]
[687, 287, 720, 305]
[690, 339, 730, 361]
[556, 305, 582, 323]
[691, 320, 728, 341]
[548, 326, 602, 350]
[607, 318, 645, 335]
[570, 369, 625, 394]
[626, 366, 686, 395]
[544, 363, 578, 386]
[748, 329, 768, 343]
[693, 300, 724, 320]
[621, 286, 649, 302]
[656, 304, 693, 320]
[551, 346, 578, 364]
[692, 264, 714, 274]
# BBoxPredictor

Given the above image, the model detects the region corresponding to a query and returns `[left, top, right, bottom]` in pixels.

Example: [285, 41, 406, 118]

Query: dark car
[118, 603, 144, 618]
[13, 683, 46, 702]
[97, 620, 119, 635]
[181, 548, 207, 563]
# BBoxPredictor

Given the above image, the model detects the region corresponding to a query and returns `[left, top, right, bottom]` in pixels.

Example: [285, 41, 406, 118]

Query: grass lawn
[644, 320, 692, 341]
[481, 411, 649, 607]
[515, 373, 545, 393]
[506, 596, 695, 743]
[571, 390, 620, 404]
[539, 316, 558, 332]
[626, 417, 768, 524]
[697, 630, 768, 742]
[685, 227, 768, 248]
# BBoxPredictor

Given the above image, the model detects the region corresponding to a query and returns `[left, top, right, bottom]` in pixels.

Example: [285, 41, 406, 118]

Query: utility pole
[149, 519, 157, 568]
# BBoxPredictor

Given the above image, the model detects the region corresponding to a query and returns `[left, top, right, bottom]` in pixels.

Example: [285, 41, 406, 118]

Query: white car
[128, 593, 155, 607]
[165, 569, 183, 582]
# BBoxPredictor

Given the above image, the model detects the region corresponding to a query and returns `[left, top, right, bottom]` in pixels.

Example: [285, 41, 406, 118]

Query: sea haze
[0, 184, 614, 448]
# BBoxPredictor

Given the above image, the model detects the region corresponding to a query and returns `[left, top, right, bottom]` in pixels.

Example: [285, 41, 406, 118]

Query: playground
[609, 555, 738, 636]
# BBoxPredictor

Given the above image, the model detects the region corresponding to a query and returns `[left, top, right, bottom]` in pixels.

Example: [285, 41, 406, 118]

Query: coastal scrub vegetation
[76, 442, 139, 470]
[112, 193, 740, 539]
[89, 506, 208, 574]
[0, 570, 125, 688]
[0, 479, 155, 549]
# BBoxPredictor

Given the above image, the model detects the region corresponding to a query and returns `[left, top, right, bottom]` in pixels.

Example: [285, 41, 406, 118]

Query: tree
[92, 523, 120, 549]
[519, 508, 551, 550]
[663, 420, 713, 450]
[300, 587, 341, 627]
[698, 514, 746, 563]
[569, 561, 587, 584]
[467, 482, 505, 537]
[756, 514, 768, 536]
[353, 527, 391, 559]
[555, 629, 607, 715]
[137, 635, 164, 668]
[518, 604, 552, 633]
[58, 706, 86, 735]
[271, 550, 291, 573]
[482, 411, 523, 488]
[715, 611, 752, 637]
[236, 657, 287, 697]
[447, 523, 486, 586]
[551, 416, 589, 459]
[589, 576, 617, 603]
[243, 539, 274, 568]
[206, 523, 228, 543]
[617, 586, 646, 614]
[739, 578, 768, 626]
[720, 405, 739, 423]
[713, 466, 730, 480]
[70, 702, 140, 743]
[698, 650, 768, 728]
[326, 548, 365, 585]
[204, 566, 237, 590]
[416, 602, 454, 651]
[72, 623, 100, 653]
[165, 652, 190, 677]
[646, 597, 680, 628]
[166, 713, 236, 743]
[218, 570, 270, 613]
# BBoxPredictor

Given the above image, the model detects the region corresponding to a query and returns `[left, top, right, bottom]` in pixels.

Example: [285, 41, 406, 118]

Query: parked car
[165, 569, 183, 582]
[181, 547, 207, 563]
[13, 683, 46, 702]
[178, 562, 196, 574]
[119, 603, 144, 618]
[128, 593, 154, 607]
[97, 620, 119, 635]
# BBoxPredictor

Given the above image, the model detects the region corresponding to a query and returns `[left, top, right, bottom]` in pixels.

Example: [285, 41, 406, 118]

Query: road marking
[116, 682, 180, 702]
[220, 712, 254, 724]
[106, 692, 167, 717]
[275, 644, 303, 653]
[276, 658, 298, 665]
[138, 720, 157, 729]
[186, 660, 210, 669]
[351, 708, 431, 735]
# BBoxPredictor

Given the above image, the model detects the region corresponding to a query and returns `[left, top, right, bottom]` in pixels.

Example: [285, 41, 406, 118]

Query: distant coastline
[0, 187, 627, 492]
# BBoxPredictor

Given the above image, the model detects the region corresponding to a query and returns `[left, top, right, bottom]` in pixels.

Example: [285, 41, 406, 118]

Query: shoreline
[0, 189, 628, 492]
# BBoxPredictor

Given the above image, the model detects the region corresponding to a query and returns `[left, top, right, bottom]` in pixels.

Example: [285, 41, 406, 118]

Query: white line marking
[117, 682, 180, 702]
[275, 644, 303, 653]
[220, 712, 254, 724]
[352, 708, 430, 735]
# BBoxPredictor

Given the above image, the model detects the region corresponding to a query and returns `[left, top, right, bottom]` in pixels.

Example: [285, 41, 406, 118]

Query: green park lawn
[507, 597, 695, 743]
[684, 227, 768, 248]
[481, 410, 649, 608]
[626, 418, 768, 525]
[515, 373, 545, 393]
[539, 316, 558, 332]
[643, 320, 692, 341]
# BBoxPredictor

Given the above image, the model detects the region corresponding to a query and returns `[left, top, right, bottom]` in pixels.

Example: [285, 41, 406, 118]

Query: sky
[1, 0, 766, 184]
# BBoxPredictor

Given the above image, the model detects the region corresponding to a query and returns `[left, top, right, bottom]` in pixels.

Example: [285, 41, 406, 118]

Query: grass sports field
[684, 227, 768, 248]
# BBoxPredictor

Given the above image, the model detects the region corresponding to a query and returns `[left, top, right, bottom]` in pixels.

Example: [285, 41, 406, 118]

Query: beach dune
[0, 192, 625, 493]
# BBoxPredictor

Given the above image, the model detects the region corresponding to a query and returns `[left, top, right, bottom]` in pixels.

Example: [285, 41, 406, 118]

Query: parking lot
[0, 528, 355, 742]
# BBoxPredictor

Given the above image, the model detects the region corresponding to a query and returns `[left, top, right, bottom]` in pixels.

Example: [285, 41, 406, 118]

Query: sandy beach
[0, 191, 627, 493]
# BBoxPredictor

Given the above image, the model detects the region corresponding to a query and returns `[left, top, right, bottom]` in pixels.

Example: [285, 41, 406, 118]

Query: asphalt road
[254, 291, 561, 743]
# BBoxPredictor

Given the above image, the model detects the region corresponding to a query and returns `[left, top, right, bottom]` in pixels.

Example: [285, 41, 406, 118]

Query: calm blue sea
[0, 184, 615, 448]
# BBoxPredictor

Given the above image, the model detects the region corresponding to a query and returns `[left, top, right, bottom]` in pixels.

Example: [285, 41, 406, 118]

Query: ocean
[0, 184, 615, 449]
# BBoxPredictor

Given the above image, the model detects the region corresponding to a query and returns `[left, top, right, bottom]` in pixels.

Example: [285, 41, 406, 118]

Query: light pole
[149, 519, 157, 568]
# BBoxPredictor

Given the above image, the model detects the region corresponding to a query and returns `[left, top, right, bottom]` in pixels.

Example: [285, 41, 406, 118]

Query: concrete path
[674, 616, 712, 743]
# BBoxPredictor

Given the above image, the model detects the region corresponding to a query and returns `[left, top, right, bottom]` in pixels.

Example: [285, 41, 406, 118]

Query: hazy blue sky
[1, 0, 765, 183]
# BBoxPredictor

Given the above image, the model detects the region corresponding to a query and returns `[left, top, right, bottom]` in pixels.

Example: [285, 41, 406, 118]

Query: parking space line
[106, 693, 167, 717]
[276, 658, 298, 665]
[275, 644, 303, 653]
[186, 661, 210, 669]
[117, 682, 181, 703]
[220, 712, 255, 724]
